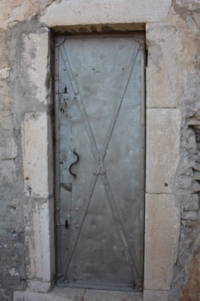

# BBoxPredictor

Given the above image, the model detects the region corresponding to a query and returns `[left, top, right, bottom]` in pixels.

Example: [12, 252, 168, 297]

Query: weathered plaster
[0, 4, 54, 297]
[0, 0, 56, 30]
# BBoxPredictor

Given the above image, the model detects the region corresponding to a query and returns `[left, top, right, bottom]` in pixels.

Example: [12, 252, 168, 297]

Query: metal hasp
[55, 33, 145, 292]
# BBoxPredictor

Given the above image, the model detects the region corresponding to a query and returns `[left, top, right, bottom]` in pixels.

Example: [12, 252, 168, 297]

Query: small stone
[192, 181, 200, 193]
[184, 194, 199, 211]
[193, 161, 200, 171]
[182, 211, 197, 220]
[0, 160, 16, 185]
[178, 175, 192, 189]
[182, 220, 200, 228]
[0, 111, 13, 130]
[185, 130, 197, 154]
[12, 231, 17, 238]
[0, 137, 17, 160]
[0, 67, 9, 79]
[194, 171, 200, 180]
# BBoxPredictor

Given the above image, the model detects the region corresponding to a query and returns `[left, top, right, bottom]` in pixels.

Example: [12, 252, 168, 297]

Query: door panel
[55, 33, 145, 292]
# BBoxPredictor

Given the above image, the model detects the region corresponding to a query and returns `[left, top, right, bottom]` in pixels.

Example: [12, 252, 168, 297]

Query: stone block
[0, 28, 8, 68]
[27, 280, 53, 293]
[182, 211, 197, 220]
[182, 220, 200, 228]
[192, 181, 200, 193]
[14, 287, 143, 301]
[0, 111, 13, 129]
[183, 128, 197, 155]
[143, 290, 169, 301]
[22, 112, 49, 198]
[174, 0, 200, 11]
[40, 0, 171, 26]
[85, 289, 142, 301]
[0, 160, 16, 185]
[24, 198, 55, 283]
[0, 67, 9, 79]
[194, 171, 200, 180]
[0, 78, 12, 110]
[146, 23, 179, 108]
[146, 108, 181, 194]
[144, 194, 180, 291]
[194, 161, 200, 171]
[22, 30, 49, 104]
[184, 194, 199, 211]
[0, 137, 17, 159]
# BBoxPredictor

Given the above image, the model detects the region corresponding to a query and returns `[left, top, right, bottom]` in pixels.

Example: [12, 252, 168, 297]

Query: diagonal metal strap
[98, 43, 140, 281]
[60, 41, 140, 281]
[60, 45, 101, 277]
[60, 45, 100, 165]
[101, 171, 139, 281]
[101, 42, 139, 159]
[63, 174, 98, 277]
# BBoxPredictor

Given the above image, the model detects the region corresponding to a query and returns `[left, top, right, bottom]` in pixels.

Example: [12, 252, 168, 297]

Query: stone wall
[0, 0, 200, 300]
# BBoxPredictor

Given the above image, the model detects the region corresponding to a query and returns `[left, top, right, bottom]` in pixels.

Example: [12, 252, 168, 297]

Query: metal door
[55, 33, 145, 292]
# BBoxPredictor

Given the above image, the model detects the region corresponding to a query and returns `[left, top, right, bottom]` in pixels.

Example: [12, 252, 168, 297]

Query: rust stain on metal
[60, 183, 72, 192]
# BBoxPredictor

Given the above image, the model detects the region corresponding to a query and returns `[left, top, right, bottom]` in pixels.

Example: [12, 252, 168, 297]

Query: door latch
[69, 151, 79, 179]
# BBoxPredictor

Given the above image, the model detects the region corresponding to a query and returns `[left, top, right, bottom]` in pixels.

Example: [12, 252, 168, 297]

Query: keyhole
[65, 219, 69, 229]
[64, 87, 67, 93]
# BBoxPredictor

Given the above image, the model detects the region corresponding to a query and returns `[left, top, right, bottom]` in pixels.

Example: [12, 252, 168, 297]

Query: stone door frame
[15, 19, 180, 301]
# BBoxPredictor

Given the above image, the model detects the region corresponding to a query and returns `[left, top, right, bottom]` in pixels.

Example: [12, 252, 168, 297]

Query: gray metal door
[55, 33, 145, 292]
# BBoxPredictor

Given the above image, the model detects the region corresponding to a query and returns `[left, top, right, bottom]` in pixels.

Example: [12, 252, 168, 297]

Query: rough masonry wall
[0, 1, 55, 300]
[0, 0, 200, 300]
[168, 2, 200, 300]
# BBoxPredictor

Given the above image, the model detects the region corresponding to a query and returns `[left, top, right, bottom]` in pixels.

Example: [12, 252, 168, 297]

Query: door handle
[69, 151, 79, 179]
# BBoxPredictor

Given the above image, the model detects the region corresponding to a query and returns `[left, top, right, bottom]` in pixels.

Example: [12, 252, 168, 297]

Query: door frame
[16, 23, 180, 301]
[54, 32, 146, 292]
